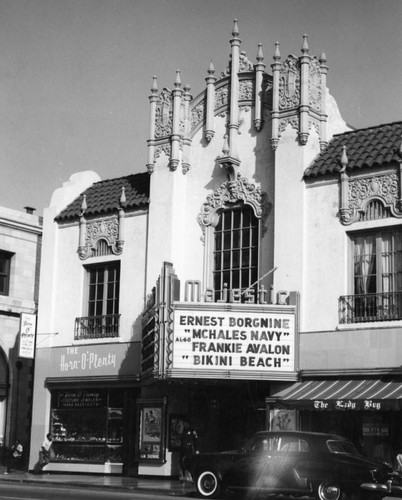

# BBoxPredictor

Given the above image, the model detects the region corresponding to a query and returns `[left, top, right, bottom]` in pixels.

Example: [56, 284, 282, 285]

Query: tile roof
[55, 172, 150, 222]
[304, 121, 402, 178]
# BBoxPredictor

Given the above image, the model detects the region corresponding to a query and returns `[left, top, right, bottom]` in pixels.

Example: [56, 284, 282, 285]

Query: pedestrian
[33, 433, 53, 474]
[4, 439, 23, 474]
[179, 422, 199, 482]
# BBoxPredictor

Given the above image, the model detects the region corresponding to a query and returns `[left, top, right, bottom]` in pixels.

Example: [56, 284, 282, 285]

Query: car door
[268, 436, 311, 491]
[223, 436, 278, 490]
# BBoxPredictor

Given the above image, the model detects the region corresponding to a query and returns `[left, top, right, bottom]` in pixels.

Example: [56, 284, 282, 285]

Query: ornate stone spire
[205, 61, 216, 142]
[339, 146, 350, 224]
[299, 34, 310, 145]
[340, 145, 348, 172]
[254, 43, 265, 131]
[270, 35, 329, 150]
[146, 76, 158, 173]
[170, 69, 183, 171]
[271, 42, 281, 150]
[319, 52, 329, 151]
[228, 18, 241, 160]
[301, 34, 309, 54]
[217, 20, 242, 180]
[182, 83, 192, 174]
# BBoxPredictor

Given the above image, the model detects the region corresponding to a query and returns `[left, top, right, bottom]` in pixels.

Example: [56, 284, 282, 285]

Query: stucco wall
[146, 109, 275, 297]
[38, 211, 147, 348]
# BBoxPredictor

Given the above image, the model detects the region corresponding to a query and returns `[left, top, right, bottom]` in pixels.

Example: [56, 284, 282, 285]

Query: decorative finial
[222, 134, 229, 156]
[151, 76, 158, 94]
[301, 34, 309, 54]
[273, 41, 281, 61]
[208, 61, 215, 75]
[341, 145, 349, 171]
[81, 194, 87, 215]
[184, 83, 191, 94]
[174, 69, 182, 88]
[319, 52, 327, 64]
[120, 186, 126, 207]
[232, 19, 239, 38]
[256, 43, 264, 62]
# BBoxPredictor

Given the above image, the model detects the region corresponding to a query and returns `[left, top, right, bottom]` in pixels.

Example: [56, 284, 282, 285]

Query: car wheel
[316, 481, 343, 500]
[196, 470, 222, 498]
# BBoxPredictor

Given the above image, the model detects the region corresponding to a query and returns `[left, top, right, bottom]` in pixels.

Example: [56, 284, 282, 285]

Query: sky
[0, 0, 401, 215]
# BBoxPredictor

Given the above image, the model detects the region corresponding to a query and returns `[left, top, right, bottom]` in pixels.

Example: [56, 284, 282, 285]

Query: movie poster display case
[137, 398, 167, 463]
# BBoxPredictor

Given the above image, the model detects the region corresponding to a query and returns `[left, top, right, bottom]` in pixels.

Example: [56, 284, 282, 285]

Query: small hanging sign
[19, 313, 37, 359]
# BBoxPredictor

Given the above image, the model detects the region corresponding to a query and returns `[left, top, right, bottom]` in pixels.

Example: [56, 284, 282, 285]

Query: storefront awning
[268, 379, 402, 411]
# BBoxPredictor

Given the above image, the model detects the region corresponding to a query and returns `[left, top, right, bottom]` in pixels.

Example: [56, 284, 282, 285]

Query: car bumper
[361, 482, 402, 497]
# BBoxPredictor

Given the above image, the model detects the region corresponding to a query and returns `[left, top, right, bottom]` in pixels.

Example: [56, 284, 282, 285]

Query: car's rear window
[250, 436, 310, 453]
[327, 440, 357, 454]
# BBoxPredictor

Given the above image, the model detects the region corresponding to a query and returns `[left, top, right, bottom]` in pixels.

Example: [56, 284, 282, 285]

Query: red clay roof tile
[55, 172, 149, 222]
[305, 121, 402, 178]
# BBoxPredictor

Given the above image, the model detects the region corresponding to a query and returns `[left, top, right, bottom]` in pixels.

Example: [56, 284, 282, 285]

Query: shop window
[75, 262, 120, 340]
[0, 251, 12, 296]
[339, 228, 402, 323]
[213, 205, 259, 302]
[50, 389, 124, 464]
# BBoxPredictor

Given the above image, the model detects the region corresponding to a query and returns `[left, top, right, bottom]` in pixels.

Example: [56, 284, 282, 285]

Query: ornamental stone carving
[155, 89, 173, 139]
[340, 172, 402, 225]
[179, 100, 186, 135]
[309, 119, 320, 136]
[191, 101, 205, 130]
[197, 174, 271, 241]
[264, 80, 273, 105]
[309, 57, 322, 111]
[78, 216, 124, 260]
[220, 50, 254, 78]
[215, 86, 229, 110]
[154, 143, 171, 161]
[279, 55, 300, 110]
[278, 115, 299, 134]
[239, 51, 254, 72]
[239, 80, 253, 101]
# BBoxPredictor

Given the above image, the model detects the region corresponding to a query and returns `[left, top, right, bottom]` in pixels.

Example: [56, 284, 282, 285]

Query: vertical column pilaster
[319, 52, 329, 151]
[271, 42, 281, 150]
[146, 76, 158, 174]
[299, 34, 310, 145]
[254, 43, 265, 131]
[228, 19, 240, 159]
[205, 62, 216, 142]
[182, 84, 192, 174]
[170, 70, 183, 171]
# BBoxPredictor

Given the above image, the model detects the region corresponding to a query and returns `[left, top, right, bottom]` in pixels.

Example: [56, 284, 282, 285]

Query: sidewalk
[0, 464, 197, 497]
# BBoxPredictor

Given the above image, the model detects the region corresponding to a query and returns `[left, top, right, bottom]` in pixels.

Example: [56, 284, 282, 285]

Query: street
[0, 483, 194, 500]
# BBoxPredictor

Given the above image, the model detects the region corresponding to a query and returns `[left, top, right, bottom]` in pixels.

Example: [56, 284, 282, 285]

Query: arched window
[213, 205, 259, 302]
[197, 175, 268, 303]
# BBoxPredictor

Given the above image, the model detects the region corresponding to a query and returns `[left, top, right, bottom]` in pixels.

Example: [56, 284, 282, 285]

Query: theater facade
[29, 20, 402, 476]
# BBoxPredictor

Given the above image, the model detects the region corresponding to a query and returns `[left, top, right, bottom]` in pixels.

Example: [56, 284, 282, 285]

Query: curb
[0, 474, 197, 497]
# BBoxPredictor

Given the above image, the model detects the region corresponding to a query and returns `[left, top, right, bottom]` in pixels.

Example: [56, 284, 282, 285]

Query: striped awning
[269, 379, 402, 411]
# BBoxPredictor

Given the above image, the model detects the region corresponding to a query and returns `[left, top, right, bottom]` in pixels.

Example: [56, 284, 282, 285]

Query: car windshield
[327, 439, 358, 455]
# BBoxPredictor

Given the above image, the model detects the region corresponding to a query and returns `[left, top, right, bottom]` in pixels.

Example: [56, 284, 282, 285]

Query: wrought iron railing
[339, 292, 402, 324]
[74, 314, 120, 340]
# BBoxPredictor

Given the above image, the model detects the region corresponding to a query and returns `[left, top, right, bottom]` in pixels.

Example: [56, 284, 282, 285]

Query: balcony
[74, 314, 120, 340]
[339, 292, 402, 324]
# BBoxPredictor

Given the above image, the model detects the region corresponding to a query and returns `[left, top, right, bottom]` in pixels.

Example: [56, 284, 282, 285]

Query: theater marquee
[170, 303, 298, 380]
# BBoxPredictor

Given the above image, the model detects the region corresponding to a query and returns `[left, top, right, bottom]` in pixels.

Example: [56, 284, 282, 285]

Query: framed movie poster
[269, 409, 297, 431]
[169, 414, 186, 451]
[137, 398, 167, 463]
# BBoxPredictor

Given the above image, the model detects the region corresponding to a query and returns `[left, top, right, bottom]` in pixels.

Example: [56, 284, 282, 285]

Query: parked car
[185, 430, 402, 499]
